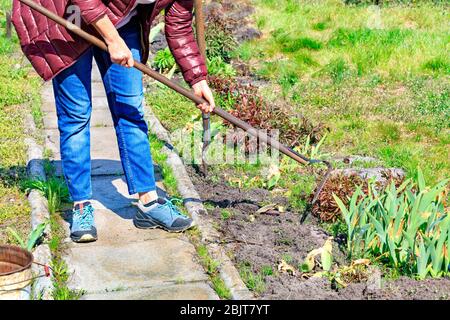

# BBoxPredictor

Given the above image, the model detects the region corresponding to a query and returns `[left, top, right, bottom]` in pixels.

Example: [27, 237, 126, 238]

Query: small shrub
[152, 48, 175, 72]
[205, 15, 237, 62]
[312, 171, 404, 222]
[208, 76, 326, 148]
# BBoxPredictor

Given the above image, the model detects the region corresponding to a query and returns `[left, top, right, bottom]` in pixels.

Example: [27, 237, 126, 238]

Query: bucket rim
[0, 245, 33, 277]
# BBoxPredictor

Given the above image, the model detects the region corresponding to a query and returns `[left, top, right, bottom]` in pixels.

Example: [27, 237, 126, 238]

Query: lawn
[0, 2, 41, 244]
[235, 0, 449, 184]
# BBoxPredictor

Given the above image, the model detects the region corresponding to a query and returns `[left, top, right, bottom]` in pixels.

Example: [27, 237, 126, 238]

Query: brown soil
[181, 0, 450, 301]
[188, 166, 450, 300]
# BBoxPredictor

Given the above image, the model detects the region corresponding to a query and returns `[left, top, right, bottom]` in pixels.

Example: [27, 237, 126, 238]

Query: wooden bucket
[0, 245, 33, 300]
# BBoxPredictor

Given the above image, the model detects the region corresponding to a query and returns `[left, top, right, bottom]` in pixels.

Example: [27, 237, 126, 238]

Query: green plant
[195, 243, 231, 299]
[296, 133, 329, 160]
[261, 265, 274, 276]
[220, 209, 233, 220]
[239, 262, 266, 295]
[6, 221, 48, 251]
[205, 16, 237, 61]
[152, 48, 176, 72]
[23, 178, 70, 214]
[51, 259, 85, 300]
[207, 56, 236, 77]
[333, 168, 449, 279]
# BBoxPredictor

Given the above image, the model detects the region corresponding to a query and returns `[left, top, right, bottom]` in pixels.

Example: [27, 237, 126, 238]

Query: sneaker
[70, 201, 97, 243]
[133, 198, 194, 233]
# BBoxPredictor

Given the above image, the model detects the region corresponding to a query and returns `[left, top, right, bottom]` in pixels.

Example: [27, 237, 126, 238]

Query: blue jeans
[52, 18, 156, 202]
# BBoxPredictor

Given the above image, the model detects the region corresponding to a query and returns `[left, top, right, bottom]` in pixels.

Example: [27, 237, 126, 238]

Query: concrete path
[41, 65, 218, 300]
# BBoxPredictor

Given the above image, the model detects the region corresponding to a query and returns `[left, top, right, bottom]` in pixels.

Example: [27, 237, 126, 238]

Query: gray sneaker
[133, 198, 194, 233]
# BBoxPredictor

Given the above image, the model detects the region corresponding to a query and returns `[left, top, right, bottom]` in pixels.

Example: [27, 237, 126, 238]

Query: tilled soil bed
[187, 167, 450, 300]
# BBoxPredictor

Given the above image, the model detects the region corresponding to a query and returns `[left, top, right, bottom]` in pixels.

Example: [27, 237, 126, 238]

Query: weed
[261, 265, 274, 276]
[22, 178, 70, 214]
[195, 243, 232, 299]
[324, 58, 352, 83]
[238, 261, 266, 295]
[220, 209, 233, 220]
[205, 15, 237, 62]
[281, 37, 323, 53]
[50, 259, 85, 300]
[6, 221, 48, 251]
[423, 57, 449, 74]
[152, 48, 176, 72]
[312, 20, 330, 31]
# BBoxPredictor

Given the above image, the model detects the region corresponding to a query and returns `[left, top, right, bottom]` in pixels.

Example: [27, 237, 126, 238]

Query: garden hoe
[193, 0, 211, 177]
[17, 0, 333, 221]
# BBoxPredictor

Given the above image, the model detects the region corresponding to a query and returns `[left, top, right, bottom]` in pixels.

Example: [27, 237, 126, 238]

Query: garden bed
[146, 0, 450, 299]
[186, 166, 450, 300]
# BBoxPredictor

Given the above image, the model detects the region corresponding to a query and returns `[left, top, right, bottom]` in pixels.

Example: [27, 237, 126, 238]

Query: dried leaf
[352, 259, 371, 267]
[278, 259, 297, 276]
[256, 204, 277, 214]
[301, 248, 322, 272]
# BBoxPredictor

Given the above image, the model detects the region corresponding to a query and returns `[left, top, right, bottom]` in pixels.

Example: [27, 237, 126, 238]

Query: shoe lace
[162, 197, 187, 218]
[74, 205, 94, 230]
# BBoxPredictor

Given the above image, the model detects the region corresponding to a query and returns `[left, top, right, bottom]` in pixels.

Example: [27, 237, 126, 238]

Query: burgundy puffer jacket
[12, 0, 207, 86]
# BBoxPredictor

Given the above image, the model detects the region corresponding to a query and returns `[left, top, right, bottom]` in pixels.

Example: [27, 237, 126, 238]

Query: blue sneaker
[133, 198, 194, 233]
[70, 201, 97, 243]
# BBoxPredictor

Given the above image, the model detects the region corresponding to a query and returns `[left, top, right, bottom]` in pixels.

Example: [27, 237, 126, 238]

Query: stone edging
[24, 113, 53, 300]
[145, 108, 253, 300]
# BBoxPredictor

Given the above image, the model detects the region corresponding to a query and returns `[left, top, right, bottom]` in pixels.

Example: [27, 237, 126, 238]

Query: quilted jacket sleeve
[165, 0, 207, 86]
[71, 0, 108, 24]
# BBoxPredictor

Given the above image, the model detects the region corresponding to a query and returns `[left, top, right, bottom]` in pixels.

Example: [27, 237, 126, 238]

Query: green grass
[238, 261, 266, 296]
[235, 0, 449, 185]
[145, 86, 195, 132]
[0, 12, 41, 244]
[196, 243, 232, 299]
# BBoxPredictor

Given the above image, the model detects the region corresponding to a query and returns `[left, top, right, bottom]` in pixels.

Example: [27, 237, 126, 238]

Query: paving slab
[65, 238, 208, 293]
[82, 282, 219, 300]
[51, 159, 124, 177]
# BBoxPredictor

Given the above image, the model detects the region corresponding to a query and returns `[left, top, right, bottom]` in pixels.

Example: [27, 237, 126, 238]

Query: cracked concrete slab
[81, 282, 219, 300]
[65, 238, 208, 293]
